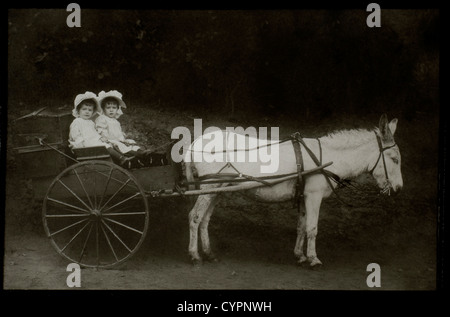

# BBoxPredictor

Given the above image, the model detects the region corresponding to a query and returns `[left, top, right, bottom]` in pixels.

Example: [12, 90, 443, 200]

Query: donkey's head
[370, 114, 403, 195]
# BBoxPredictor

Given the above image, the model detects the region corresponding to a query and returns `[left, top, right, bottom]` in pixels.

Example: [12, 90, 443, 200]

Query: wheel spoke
[74, 168, 94, 209]
[103, 217, 143, 235]
[57, 179, 93, 212]
[94, 168, 97, 208]
[59, 206, 89, 214]
[78, 222, 94, 263]
[46, 213, 90, 218]
[101, 219, 132, 252]
[98, 179, 131, 212]
[97, 167, 114, 211]
[103, 212, 146, 216]
[49, 218, 89, 237]
[96, 221, 99, 267]
[60, 220, 92, 252]
[47, 197, 90, 214]
[102, 192, 141, 214]
[99, 205, 135, 214]
[100, 222, 119, 262]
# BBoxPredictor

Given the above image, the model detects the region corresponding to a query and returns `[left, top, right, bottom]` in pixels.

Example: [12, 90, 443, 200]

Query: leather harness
[291, 136, 305, 210]
[183, 132, 347, 209]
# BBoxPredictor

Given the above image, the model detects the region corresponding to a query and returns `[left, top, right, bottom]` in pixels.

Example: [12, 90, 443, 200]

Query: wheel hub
[90, 209, 102, 220]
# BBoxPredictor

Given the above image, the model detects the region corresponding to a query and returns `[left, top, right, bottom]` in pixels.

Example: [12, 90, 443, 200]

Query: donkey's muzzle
[392, 185, 402, 195]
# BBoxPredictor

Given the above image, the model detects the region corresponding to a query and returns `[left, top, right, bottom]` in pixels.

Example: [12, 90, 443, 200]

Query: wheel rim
[43, 160, 149, 269]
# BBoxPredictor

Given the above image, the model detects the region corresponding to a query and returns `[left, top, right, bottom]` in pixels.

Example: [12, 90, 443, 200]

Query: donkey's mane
[320, 127, 379, 149]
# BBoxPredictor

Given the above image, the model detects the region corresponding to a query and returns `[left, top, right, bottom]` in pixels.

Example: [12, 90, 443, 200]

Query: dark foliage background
[8, 9, 439, 120]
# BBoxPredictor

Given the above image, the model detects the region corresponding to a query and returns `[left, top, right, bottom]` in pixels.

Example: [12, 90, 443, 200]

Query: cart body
[12, 108, 180, 198]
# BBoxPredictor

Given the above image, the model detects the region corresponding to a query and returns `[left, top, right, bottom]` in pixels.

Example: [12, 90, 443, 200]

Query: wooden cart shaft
[146, 161, 333, 198]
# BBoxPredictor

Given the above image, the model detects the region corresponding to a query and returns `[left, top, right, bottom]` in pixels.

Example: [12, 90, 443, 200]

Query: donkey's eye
[392, 157, 399, 164]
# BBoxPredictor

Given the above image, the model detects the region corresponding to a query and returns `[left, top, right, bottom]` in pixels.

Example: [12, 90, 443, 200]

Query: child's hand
[100, 136, 108, 142]
[125, 139, 137, 144]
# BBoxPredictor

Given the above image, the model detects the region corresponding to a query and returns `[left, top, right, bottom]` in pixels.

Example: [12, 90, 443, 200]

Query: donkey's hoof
[204, 254, 219, 263]
[191, 257, 203, 267]
[297, 255, 308, 265]
[309, 257, 323, 267]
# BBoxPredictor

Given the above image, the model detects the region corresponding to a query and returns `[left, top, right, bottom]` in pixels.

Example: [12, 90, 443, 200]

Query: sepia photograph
[4, 6, 441, 298]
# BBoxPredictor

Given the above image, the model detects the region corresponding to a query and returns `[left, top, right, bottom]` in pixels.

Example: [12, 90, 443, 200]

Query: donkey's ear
[388, 118, 398, 136]
[379, 114, 393, 141]
[379, 114, 388, 134]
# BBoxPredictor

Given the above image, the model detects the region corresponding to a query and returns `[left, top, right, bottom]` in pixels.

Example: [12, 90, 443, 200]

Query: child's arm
[116, 121, 135, 144]
[117, 122, 128, 142]
[125, 138, 137, 144]
[69, 120, 84, 148]
[95, 116, 109, 139]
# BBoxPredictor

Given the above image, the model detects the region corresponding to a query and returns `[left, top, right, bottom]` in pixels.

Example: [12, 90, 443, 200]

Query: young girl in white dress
[95, 90, 168, 167]
[68, 91, 133, 167]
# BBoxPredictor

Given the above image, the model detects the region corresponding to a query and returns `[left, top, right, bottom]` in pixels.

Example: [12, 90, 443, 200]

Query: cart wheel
[43, 160, 149, 269]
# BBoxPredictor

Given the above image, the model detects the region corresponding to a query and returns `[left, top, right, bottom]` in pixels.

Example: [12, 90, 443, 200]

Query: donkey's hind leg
[199, 194, 219, 262]
[294, 200, 308, 264]
[188, 192, 216, 264]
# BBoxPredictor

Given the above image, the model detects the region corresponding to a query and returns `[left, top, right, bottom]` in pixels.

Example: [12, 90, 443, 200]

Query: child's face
[78, 104, 95, 120]
[103, 101, 119, 118]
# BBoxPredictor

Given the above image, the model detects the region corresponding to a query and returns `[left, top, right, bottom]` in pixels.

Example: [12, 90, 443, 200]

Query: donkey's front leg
[304, 192, 323, 266]
[188, 194, 214, 264]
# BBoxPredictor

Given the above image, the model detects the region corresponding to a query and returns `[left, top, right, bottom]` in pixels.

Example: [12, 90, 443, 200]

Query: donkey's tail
[182, 156, 200, 211]
[183, 144, 198, 192]
[184, 160, 195, 190]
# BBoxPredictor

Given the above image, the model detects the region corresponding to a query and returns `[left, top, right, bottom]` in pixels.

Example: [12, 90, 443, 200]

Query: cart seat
[71, 146, 112, 162]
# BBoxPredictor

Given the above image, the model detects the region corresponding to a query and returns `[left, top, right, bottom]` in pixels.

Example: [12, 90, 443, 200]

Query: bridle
[368, 132, 397, 195]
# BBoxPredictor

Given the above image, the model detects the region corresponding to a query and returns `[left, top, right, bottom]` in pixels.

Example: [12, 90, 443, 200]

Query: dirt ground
[3, 194, 437, 291]
[3, 107, 439, 291]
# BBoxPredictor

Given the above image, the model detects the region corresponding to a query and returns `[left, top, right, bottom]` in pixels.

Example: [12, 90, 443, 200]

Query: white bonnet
[72, 91, 101, 117]
[97, 90, 127, 118]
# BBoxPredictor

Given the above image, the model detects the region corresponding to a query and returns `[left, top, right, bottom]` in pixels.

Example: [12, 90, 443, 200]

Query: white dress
[69, 118, 111, 149]
[95, 114, 140, 154]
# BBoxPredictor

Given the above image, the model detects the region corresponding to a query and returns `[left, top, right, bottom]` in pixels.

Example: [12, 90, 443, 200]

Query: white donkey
[183, 114, 403, 266]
